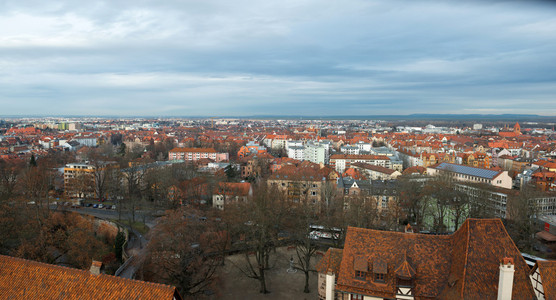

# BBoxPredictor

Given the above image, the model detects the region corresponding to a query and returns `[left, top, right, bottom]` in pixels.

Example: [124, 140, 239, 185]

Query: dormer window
[373, 258, 387, 284]
[353, 256, 368, 280]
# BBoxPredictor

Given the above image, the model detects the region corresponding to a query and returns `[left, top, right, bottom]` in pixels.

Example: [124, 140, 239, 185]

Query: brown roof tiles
[334, 219, 535, 300]
[0, 255, 181, 300]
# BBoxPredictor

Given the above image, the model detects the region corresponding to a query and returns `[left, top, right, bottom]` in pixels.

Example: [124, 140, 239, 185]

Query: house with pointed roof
[316, 219, 536, 300]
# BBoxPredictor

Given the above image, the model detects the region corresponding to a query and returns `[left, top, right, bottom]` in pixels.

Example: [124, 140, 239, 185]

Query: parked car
[111, 205, 116, 210]
[85, 203, 92, 207]
[98, 204, 104, 209]
[93, 204, 98, 208]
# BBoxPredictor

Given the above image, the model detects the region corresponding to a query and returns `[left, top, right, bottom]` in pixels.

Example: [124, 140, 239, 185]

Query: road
[51, 205, 153, 279]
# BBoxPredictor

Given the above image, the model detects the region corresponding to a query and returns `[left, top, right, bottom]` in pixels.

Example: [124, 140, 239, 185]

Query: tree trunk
[259, 268, 268, 294]
[304, 270, 310, 293]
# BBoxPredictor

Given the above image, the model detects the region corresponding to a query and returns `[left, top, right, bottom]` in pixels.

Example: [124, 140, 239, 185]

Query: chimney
[325, 271, 335, 300]
[497, 257, 515, 300]
[405, 224, 414, 233]
[89, 260, 102, 275]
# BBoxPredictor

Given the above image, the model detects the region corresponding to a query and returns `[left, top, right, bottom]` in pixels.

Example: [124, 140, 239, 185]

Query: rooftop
[0, 255, 181, 300]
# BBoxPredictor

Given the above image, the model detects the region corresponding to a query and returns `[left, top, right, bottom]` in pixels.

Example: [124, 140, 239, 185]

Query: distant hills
[1, 113, 556, 122]
[243, 114, 556, 122]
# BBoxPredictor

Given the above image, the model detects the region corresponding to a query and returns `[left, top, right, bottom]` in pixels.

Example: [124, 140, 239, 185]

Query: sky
[1, 0, 556, 117]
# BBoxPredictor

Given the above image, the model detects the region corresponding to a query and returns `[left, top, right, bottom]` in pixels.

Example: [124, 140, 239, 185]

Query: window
[398, 278, 413, 287]
[312, 191, 317, 196]
[375, 273, 385, 283]
[351, 294, 364, 300]
[355, 270, 366, 280]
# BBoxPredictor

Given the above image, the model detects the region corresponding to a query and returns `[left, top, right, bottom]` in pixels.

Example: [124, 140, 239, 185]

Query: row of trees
[0, 154, 117, 270]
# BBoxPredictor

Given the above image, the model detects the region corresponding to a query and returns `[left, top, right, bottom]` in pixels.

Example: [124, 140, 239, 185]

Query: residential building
[337, 178, 398, 213]
[351, 162, 401, 181]
[341, 145, 360, 155]
[63, 162, 117, 201]
[287, 141, 330, 164]
[212, 182, 252, 210]
[288, 146, 305, 161]
[304, 141, 329, 164]
[316, 219, 535, 300]
[427, 162, 513, 189]
[267, 163, 337, 205]
[286, 140, 304, 150]
[168, 147, 229, 162]
[237, 141, 267, 158]
[330, 154, 392, 173]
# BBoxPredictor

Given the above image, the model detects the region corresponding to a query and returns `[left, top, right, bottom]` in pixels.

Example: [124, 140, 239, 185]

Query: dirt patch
[213, 247, 321, 300]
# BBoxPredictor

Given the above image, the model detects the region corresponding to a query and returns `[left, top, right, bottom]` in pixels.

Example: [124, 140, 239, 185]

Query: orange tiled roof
[351, 162, 396, 175]
[169, 147, 217, 153]
[335, 219, 534, 299]
[534, 260, 556, 300]
[215, 182, 251, 196]
[330, 154, 390, 160]
[0, 255, 181, 300]
[316, 248, 343, 274]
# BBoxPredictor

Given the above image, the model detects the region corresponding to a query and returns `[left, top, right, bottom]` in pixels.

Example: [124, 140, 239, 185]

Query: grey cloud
[0, 0, 556, 116]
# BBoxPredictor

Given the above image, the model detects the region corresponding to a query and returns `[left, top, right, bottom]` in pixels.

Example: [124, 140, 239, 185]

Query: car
[85, 203, 92, 207]
[93, 204, 98, 208]
[111, 205, 116, 210]
[98, 204, 104, 209]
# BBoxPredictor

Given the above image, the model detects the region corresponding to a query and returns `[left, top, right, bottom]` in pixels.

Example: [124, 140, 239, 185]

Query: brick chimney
[497, 257, 515, 300]
[89, 260, 102, 275]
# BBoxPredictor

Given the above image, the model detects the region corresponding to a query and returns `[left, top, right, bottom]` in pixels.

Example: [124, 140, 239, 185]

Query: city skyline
[2, 0, 556, 116]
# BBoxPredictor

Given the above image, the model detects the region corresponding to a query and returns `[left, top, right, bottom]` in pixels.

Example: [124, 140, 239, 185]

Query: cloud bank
[1, 0, 556, 116]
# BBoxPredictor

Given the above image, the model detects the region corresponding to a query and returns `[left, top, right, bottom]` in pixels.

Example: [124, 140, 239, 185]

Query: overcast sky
[1, 0, 556, 116]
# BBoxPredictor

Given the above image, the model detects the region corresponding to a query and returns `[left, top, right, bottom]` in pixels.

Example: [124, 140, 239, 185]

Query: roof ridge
[460, 219, 471, 298]
[346, 226, 451, 239]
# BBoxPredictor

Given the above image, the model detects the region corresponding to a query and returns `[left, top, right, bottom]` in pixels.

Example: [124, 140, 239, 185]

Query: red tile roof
[169, 147, 217, 153]
[535, 260, 556, 300]
[351, 162, 396, 175]
[0, 255, 181, 300]
[316, 248, 343, 274]
[335, 219, 535, 299]
[330, 154, 390, 160]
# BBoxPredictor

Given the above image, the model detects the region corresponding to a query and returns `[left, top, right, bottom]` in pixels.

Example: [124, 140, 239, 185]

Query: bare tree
[398, 176, 428, 228]
[0, 159, 23, 202]
[142, 208, 222, 298]
[505, 184, 543, 251]
[290, 202, 319, 293]
[227, 183, 288, 294]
